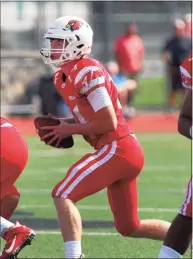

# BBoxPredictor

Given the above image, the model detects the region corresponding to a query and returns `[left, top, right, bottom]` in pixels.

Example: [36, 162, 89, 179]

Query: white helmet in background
[40, 16, 93, 66]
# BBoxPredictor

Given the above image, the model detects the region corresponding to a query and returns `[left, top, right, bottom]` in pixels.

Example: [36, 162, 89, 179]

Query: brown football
[34, 116, 74, 149]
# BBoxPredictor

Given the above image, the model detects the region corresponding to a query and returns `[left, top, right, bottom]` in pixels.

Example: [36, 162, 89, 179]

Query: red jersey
[114, 35, 144, 74]
[185, 20, 192, 38]
[54, 58, 133, 149]
[0, 117, 20, 135]
[180, 54, 192, 89]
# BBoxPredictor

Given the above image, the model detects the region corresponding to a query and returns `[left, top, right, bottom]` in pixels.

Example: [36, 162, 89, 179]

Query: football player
[40, 16, 171, 258]
[158, 54, 192, 258]
[0, 117, 35, 258]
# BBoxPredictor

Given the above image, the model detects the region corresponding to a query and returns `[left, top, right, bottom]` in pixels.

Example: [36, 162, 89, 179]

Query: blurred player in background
[184, 13, 192, 38]
[0, 117, 35, 258]
[107, 61, 137, 119]
[162, 19, 191, 112]
[158, 54, 192, 258]
[40, 16, 171, 259]
[114, 23, 144, 117]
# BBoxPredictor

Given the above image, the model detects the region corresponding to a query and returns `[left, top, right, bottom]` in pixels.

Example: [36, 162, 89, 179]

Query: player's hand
[40, 122, 73, 147]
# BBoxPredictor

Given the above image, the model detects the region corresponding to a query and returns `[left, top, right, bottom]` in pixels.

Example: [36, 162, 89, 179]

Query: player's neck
[60, 60, 79, 76]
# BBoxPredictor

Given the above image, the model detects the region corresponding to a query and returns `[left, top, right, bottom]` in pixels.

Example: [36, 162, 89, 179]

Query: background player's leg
[0, 181, 20, 220]
[107, 178, 170, 240]
[158, 214, 192, 258]
[130, 219, 170, 240]
[0, 158, 22, 219]
[158, 177, 192, 258]
[0, 216, 36, 259]
[0, 126, 28, 219]
[0, 123, 35, 259]
[0, 217, 14, 237]
[0, 194, 19, 219]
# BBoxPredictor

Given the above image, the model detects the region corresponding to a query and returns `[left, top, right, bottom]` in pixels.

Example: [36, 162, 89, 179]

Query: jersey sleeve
[74, 66, 105, 95]
[74, 65, 113, 112]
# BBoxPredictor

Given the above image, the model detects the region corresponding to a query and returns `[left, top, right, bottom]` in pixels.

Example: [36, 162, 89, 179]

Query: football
[34, 116, 74, 149]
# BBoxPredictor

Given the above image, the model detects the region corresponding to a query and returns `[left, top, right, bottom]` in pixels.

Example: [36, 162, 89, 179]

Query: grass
[134, 78, 182, 109]
[135, 78, 166, 108]
[2, 134, 191, 258]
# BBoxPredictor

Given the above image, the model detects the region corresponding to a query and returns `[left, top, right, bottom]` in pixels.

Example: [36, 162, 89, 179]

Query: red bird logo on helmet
[64, 20, 84, 32]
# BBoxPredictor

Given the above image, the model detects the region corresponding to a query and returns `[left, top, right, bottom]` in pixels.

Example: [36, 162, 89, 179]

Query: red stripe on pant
[53, 143, 113, 198]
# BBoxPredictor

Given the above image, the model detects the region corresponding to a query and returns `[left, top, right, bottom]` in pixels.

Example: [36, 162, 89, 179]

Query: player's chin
[50, 53, 62, 60]
[50, 54, 58, 60]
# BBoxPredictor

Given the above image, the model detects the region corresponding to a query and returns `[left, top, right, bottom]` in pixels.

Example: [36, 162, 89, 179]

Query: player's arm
[68, 68, 117, 135]
[71, 88, 117, 135]
[41, 68, 118, 139]
[41, 95, 117, 144]
[178, 89, 192, 139]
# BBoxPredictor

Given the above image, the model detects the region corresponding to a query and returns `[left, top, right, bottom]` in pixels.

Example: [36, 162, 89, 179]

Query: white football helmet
[40, 16, 93, 66]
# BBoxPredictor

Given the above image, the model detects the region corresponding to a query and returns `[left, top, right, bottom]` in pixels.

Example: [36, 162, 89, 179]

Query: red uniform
[0, 117, 28, 201]
[114, 35, 144, 74]
[179, 177, 192, 217]
[52, 58, 144, 235]
[179, 54, 192, 217]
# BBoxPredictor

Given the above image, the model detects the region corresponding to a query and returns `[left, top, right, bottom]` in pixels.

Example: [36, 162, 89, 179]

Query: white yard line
[23, 164, 189, 176]
[30, 134, 184, 144]
[19, 188, 185, 194]
[29, 148, 92, 157]
[55, 165, 189, 173]
[29, 148, 189, 157]
[18, 204, 178, 213]
[36, 230, 119, 236]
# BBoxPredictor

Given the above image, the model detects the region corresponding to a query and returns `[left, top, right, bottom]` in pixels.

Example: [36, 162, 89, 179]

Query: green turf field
[135, 78, 166, 108]
[133, 78, 182, 109]
[3, 134, 191, 258]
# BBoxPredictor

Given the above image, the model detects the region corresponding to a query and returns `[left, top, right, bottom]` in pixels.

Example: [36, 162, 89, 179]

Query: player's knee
[51, 182, 74, 200]
[51, 187, 58, 198]
[0, 194, 20, 219]
[115, 220, 139, 236]
[51, 187, 70, 200]
[51, 190, 75, 203]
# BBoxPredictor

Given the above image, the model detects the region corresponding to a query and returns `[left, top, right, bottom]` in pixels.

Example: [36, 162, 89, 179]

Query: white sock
[64, 241, 82, 258]
[158, 245, 182, 258]
[0, 217, 14, 237]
